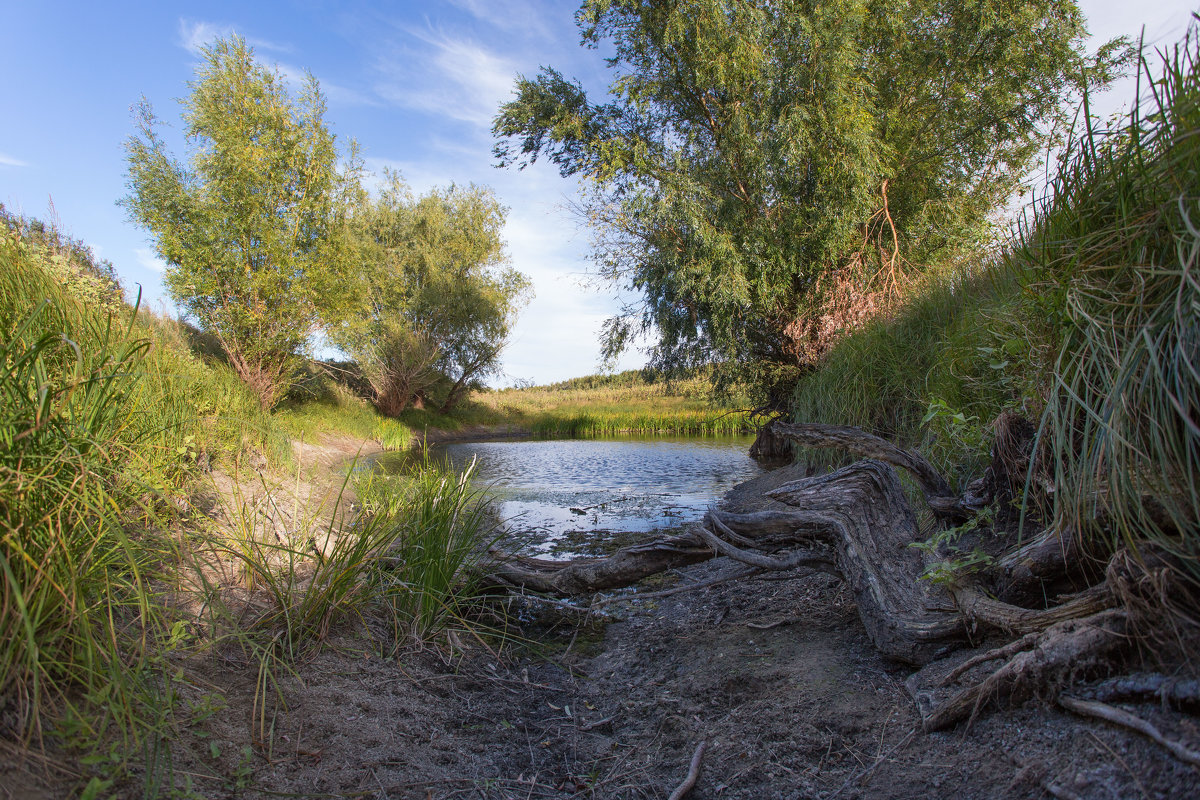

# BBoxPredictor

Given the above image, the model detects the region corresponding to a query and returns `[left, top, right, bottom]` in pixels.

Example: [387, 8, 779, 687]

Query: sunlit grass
[473, 373, 754, 436]
[274, 381, 412, 451]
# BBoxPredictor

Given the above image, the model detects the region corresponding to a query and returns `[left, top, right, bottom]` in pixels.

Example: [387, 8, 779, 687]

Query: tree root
[916, 610, 1130, 731]
[770, 422, 976, 518]
[667, 741, 708, 800]
[1058, 695, 1200, 767]
[1075, 672, 1200, 710]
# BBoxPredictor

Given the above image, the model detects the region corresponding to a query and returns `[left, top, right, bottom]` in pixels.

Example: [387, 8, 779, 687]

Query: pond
[373, 435, 766, 557]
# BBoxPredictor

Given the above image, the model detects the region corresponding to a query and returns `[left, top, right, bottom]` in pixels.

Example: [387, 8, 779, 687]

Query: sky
[1, 1, 1196, 386]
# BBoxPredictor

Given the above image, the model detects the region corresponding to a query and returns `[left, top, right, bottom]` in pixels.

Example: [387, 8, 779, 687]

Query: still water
[376, 435, 765, 556]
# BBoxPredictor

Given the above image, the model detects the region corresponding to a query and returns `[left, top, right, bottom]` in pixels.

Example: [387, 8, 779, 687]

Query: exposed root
[1076, 672, 1200, 709]
[589, 567, 763, 609]
[952, 582, 1116, 635]
[666, 740, 708, 800]
[701, 512, 838, 573]
[939, 632, 1042, 687]
[771, 422, 972, 517]
[1058, 695, 1200, 767]
[919, 610, 1130, 731]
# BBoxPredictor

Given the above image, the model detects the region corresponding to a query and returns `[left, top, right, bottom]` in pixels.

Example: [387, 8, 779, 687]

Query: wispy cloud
[275, 62, 380, 108]
[135, 247, 167, 274]
[374, 28, 519, 127]
[178, 19, 291, 56]
[445, 0, 553, 39]
[0, 152, 28, 168]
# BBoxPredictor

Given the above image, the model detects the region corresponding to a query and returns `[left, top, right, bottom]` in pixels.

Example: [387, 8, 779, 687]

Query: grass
[275, 379, 412, 451]
[0, 242, 165, 745]
[0, 206, 499, 785]
[1008, 30, 1200, 579]
[473, 371, 755, 436]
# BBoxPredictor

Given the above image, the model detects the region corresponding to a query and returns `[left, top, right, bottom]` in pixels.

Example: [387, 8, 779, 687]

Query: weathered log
[770, 422, 970, 517]
[484, 450, 1116, 668]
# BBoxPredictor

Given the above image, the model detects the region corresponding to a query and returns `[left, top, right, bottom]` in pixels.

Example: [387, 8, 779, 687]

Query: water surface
[376, 435, 764, 556]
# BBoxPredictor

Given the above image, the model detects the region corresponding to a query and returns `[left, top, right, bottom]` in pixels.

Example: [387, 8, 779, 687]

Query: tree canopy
[494, 0, 1126, 404]
[333, 174, 531, 415]
[123, 36, 361, 409]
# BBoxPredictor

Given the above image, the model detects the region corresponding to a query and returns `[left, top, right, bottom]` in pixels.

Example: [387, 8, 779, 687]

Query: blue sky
[1, 1, 1196, 385]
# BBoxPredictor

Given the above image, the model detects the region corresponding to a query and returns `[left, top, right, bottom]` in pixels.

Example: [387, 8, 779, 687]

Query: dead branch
[1058, 695, 1200, 767]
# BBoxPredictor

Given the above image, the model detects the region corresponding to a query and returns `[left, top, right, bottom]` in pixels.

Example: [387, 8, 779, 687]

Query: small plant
[911, 506, 996, 586]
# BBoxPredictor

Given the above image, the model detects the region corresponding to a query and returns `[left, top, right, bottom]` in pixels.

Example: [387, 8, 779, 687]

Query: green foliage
[1008, 28, 1200, 580]
[0, 280, 161, 744]
[495, 0, 1124, 403]
[334, 173, 531, 415]
[123, 35, 362, 410]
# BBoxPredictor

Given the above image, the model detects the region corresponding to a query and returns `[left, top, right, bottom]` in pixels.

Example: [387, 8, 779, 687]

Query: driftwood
[482, 420, 1141, 728]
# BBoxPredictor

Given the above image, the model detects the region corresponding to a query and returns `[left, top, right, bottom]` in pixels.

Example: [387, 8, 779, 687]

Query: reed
[1008, 28, 1200, 578]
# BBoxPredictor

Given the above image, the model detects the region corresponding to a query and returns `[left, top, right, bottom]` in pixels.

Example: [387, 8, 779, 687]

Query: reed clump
[1010, 30, 1200, 582]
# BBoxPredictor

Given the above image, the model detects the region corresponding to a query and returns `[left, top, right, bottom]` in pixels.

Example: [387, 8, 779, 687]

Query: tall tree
[494, 0, 1126, 405]
[334, 174, 531, 415]
[123, 36, 361, 409]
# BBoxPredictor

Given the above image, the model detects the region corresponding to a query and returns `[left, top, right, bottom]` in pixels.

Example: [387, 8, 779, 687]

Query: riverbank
[8, 437, 1192, 799]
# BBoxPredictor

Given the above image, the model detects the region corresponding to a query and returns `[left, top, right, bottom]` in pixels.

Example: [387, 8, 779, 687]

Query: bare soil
[5, 442, 1197, 799]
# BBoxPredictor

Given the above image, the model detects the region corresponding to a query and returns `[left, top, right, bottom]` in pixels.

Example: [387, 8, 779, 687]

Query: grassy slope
[790, 31, 1199, 581]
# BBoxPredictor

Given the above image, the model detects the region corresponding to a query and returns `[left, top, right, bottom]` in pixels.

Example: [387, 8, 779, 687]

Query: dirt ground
[5, 447, 1197, 799]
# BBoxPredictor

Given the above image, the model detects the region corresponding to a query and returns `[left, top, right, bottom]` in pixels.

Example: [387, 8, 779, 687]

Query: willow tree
[123, 36, 361, 409]
[494, 0, 1126, 404]
[334, 174, 531, 415]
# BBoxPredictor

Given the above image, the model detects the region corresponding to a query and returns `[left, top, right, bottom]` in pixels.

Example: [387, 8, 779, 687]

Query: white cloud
[446, 0, 553, 39]
[0, 152, 28, 168]
[134, 247, 167, 274]
[178, 19, 291, 56]
[374, 29, 519, 127]
[275, 62, 380, 108]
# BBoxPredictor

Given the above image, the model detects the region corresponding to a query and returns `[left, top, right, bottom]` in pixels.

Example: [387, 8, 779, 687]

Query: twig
[667, 741, 708, 800]
[747, 616, 803, 630]
[589, 567, 762, 608]
[578, 715, 616, 732]
[1058, 695, 1200, 767]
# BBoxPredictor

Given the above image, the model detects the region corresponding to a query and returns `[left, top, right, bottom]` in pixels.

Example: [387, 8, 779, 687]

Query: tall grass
[1009, 29, 1200, 579]
[191, 452, 496, 663]
[0, 247, 163, 742]
[354, 453, 497, 643]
